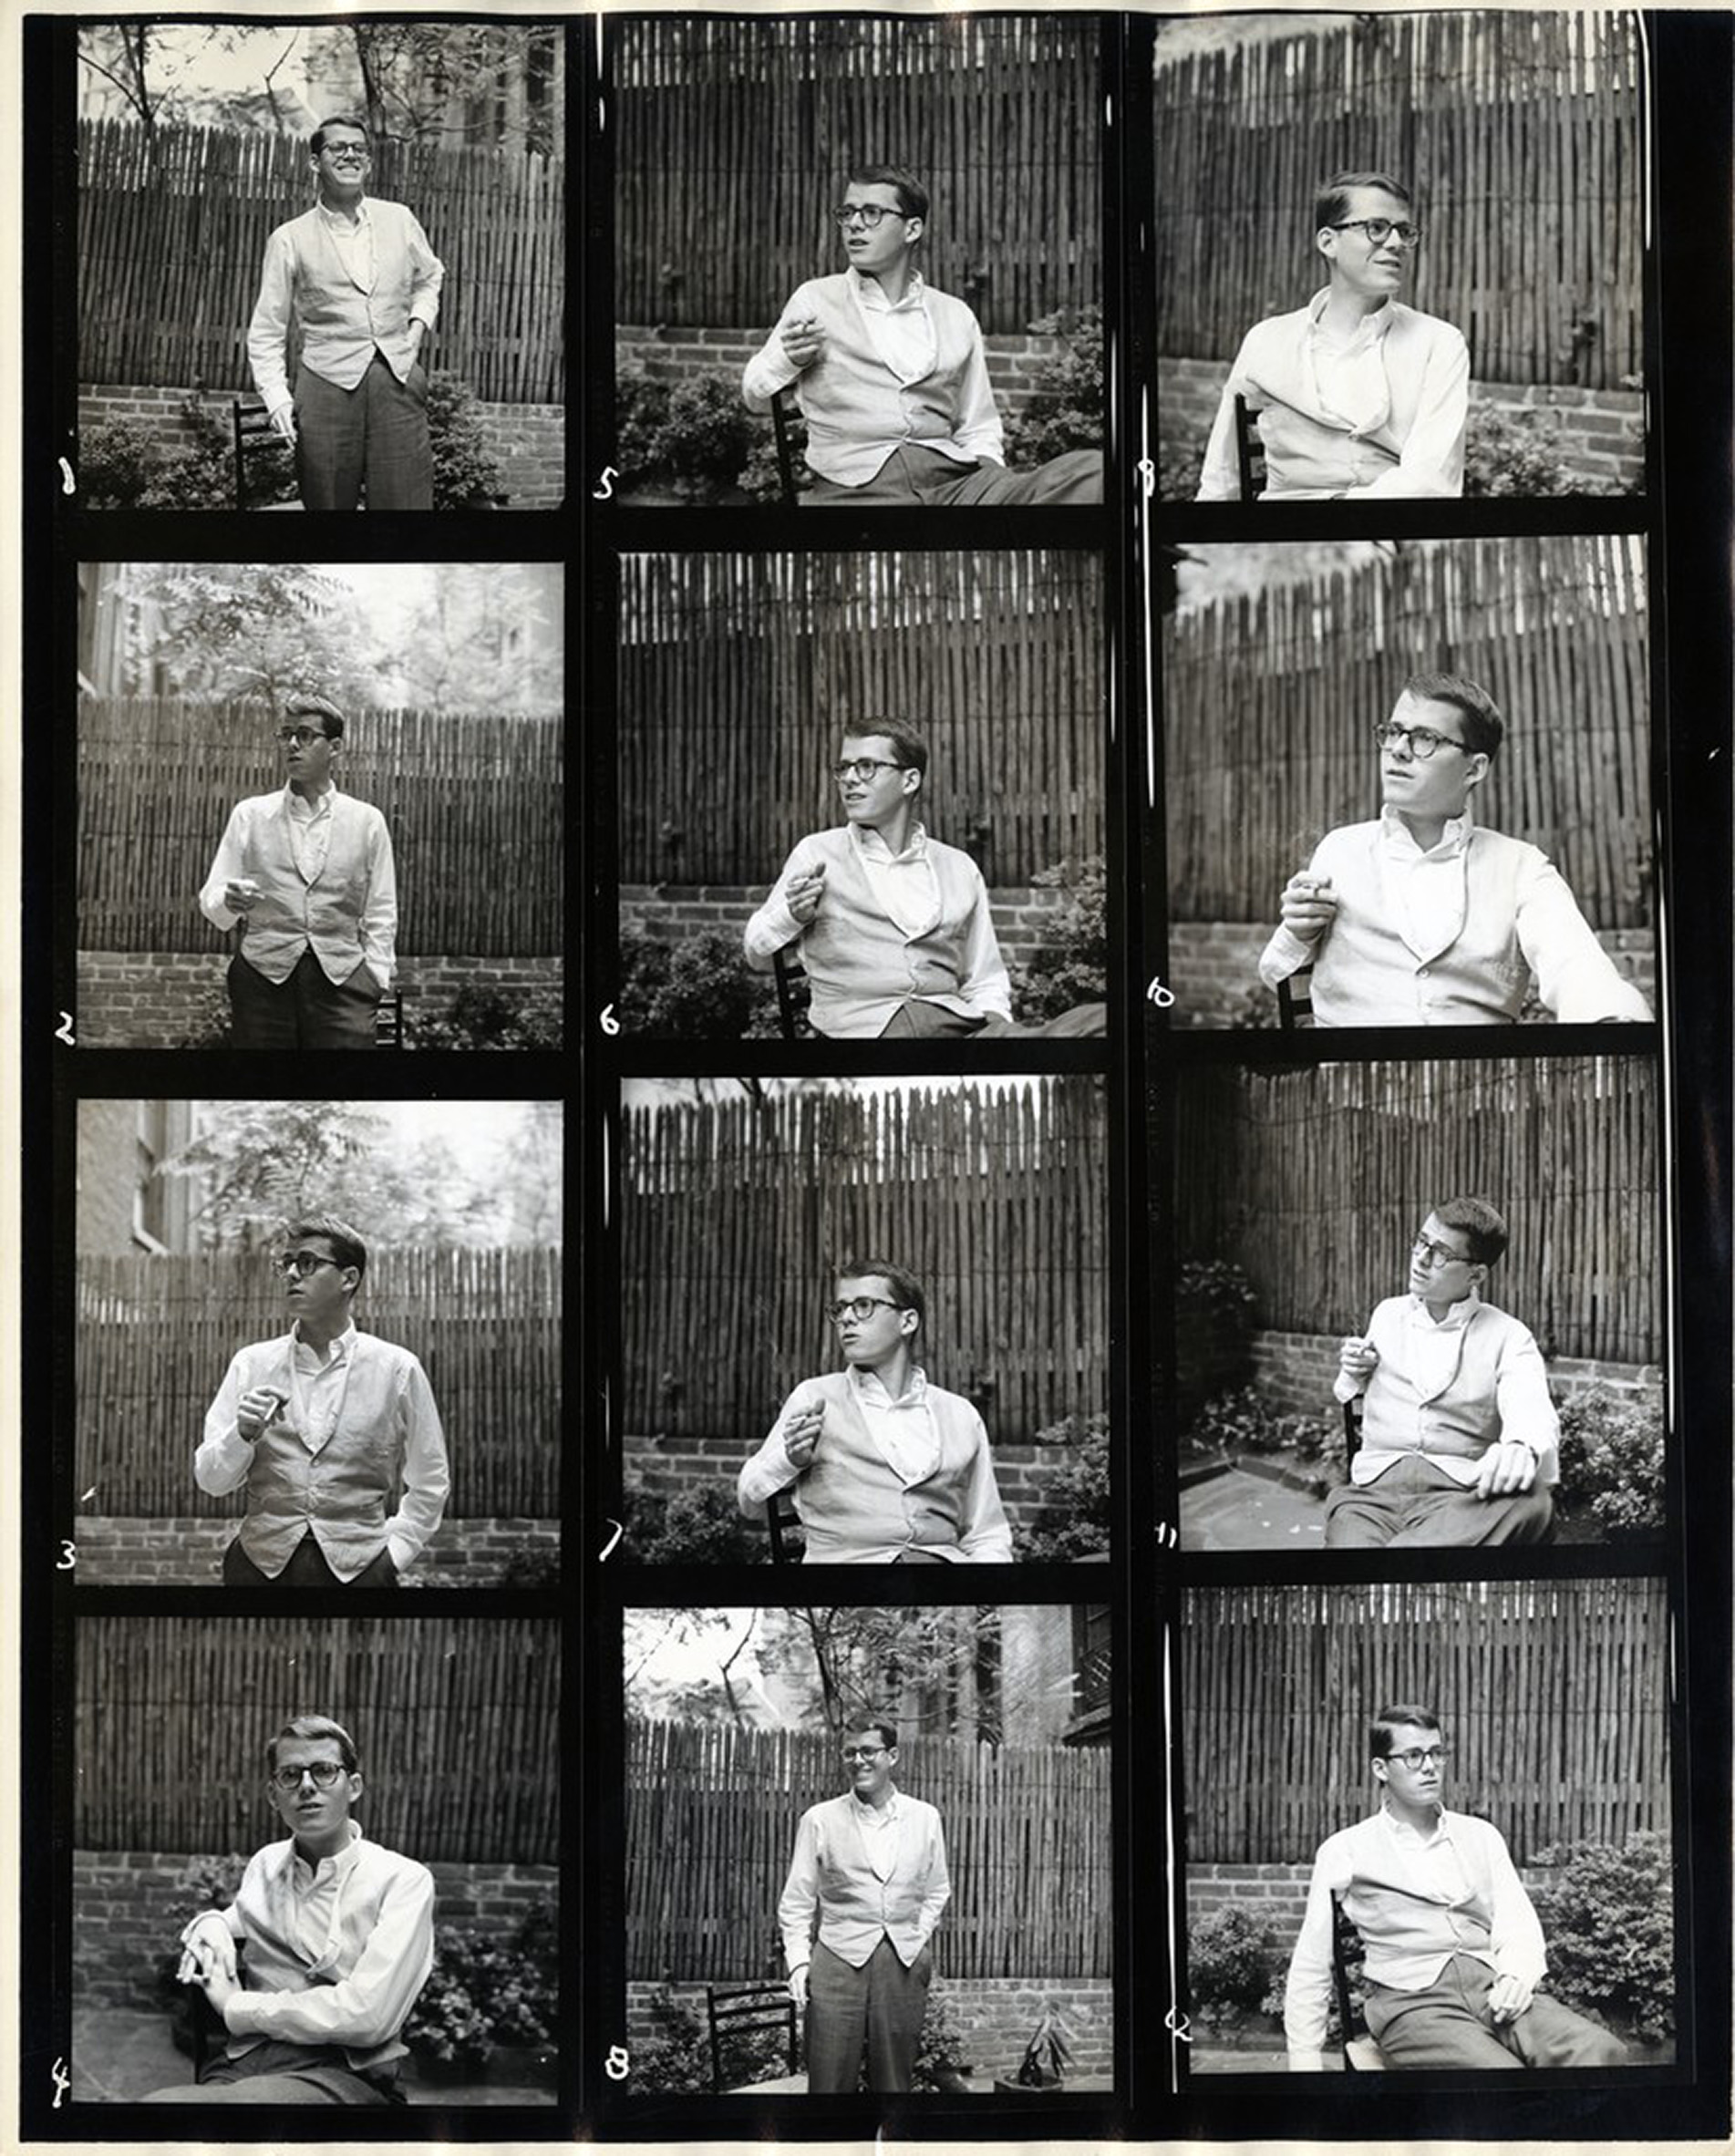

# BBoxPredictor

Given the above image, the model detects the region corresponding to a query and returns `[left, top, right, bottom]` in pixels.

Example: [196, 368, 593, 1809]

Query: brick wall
[620, 883, 1070, 975]
[1244, 1330, 1662, 1418]
[626, 1976, 1112, 2084]
[74, 1853, 559, 2011]
[1157, 356, 1645, 495]
[618, 326, 1070, 428]
[75, 952, 563, 1050]
[77, 387, 563, 511]
[1162, 923, 1657, 1031]
[72, 1516, 562, 1588]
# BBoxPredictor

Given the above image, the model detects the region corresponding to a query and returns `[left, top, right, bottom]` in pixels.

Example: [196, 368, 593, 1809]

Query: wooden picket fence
[628, 1721, 1111, 1979]
[618, 552, 1105, 887]
[1181, 1578, 1669, 1864]
[1164, 534, 1650, 928]
[1154, 9, 1643, 388]
[76, 1614, 560, 1861]
[613, 16, 1100, 332]
[76, 1247, 561, 1515]
[1173, 1056, 1659, 1366]
[78, 698, 563, 955]
[78, 119, 563, 401]
[622, 1078, 1108, 1443]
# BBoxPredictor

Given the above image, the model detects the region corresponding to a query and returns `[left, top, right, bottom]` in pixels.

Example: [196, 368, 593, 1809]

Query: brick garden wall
[74, 1853, 559, 2011]
[1157, 357, 1645, 495]
[1244, 1330, 1663, 1419]
[72, 1516, 561, 1589]
[75, 953, 563, 1050]
[625, 1976, 1112, 2085]
[77, 387, 564, 510]
[620, 884, 1069, 978]
[1161, 923, 1657, 1031]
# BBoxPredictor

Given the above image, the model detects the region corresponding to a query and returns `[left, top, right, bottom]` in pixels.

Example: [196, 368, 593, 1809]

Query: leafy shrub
[738, 402, 811, 502]
[1175, 1260, 1257, 1325]
[1014, 855, 1109, 1019]
[170, 981, 234, 1050]
[1530, 1831, 1673, 2045]
[403, 1897, 558, 2067]
[1554, 1383, 1666, 1540]
[1157, 437, 1206, 502]
[498, 1544, 563, 1588]
[617, 924, 777, 1039]
[426, 371, 506, 510]
[1187, 1903, 1275, 2032]
[78, 415, 172, 510]
[615, 363, 673, 477]
[1184, 1385, 1345, 1490]
[1463, 402, 1570, 498]
[1006, 306, 1104, 465]
[1015, 1412, 1110, 1562]
[625, 1474, 770, 1565]
[638, 372, 762, 500]
[412, 981, 563, 1051]
[914, 1980, 974, 2089]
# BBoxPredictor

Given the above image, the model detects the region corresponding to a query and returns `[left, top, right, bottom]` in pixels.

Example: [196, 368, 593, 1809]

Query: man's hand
[1338, 1336, 1379, 1384]
[779, 315, 825, 372]
[265, 404, 296, 444]
[177, 1916, 238, 1994]
[1475, 1439, 1538, 1499]
[1485, 1971, 1535, 2024]
[1278, 872, 1338, 944]
[222, 877, 261, 915]
[785, 869, 825, 925]
[781, 1401, 825, 1471]
[236, 1387, 286, 1443]
[788, 1964, 810, 2012]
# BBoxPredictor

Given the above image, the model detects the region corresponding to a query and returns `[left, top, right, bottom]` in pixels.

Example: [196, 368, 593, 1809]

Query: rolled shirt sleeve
[245, 229, 300, 420]
[196, 1350, 270, 1495]
[915, 1817, 951, 1948]
[954, 1413, 1014, 1562]
[777, 1810, 822, 1973]
[381, 1356, 449, 1572]
[1485, 1823, 1550, 1989]
[222, 1861, 436, 2053]
[954, 871, 1013, 1020]
[359, 812, 398, 992]
[404, 212, 444, 333]
[1516, 857, 1652, 1021]
[744, 841, 823, 969]
[949, 325, 1005, 465]
[1491, 1326, 1560, 1477]
[743, 292, 811, 412]
[738, 1394, 809, 1515]
[199, 804, 253, 934]
[1282, 1845, 1347, 2068]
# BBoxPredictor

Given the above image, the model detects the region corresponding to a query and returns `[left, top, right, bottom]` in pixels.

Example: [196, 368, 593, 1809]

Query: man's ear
[903, 216, 924, 248]
[1316, 225, 1337, 264]
[1371, 1755, 1389, 1788]
[899, 1307, 919, 1337]
[1463, 751, 1491, 795]
[349, 1773, 364, 1802]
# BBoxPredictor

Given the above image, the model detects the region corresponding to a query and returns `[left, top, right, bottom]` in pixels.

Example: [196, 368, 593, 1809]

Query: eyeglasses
[1330, 217, 1423, 249]
[275, 727, 331, 748]
[831, 759, 907, 783]
[275, 1251, 339, 1279]
[831, 203, 906, 231]
[841, 1746, 888, 1762]
[270, 1759, 347, 1791]
[826, 1296, 905, 1326]
[1386, 1746, 1448, 1771]
[322, 147, 369, 166]
[1373, 718, 1467, 761]
[1412, 1233, 1472, 1271]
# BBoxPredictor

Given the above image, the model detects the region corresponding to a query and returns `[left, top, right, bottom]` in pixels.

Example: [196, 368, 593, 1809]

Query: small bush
[615, 363, 673, 477]
[1187, 1903, 1275, 2031]
[1531, 1831, 1673, 2045]
[497, 1544, 563, 1588]
[618, 924, 777, 1039]
[1184, 1384, 1344, 1489]
[1554, 1383, 1666, 1540]
[1175, 1260, 1258, 1325]
[403, 1897, 558, 2068]
[169, 980, 234, 1050]
[648, 373, 761, 500]
[1463, 402, 1570, 498]
[1014, 855, 1109, 1020]
[1006, 305, 1105, 466]
[78, 415, 171, 510]
[1015, 1411, 1110, 1562]
[426, 371, 506, 510]
[1157, 437, 1206, 502]
[625, 1474, 770, 1564]
[411, 981, 563, 1051]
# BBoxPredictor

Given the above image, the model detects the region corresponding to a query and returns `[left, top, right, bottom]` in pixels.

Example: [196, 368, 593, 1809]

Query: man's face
[268, 1735, 362, 1847]
[1372, 1722, 1446, 1810]
[837, 182, 921, 279]
[832, 1274, 917, 1367]
[280, 714, 339, 791]
[1318, 185, 1415, 303]
[835, 735, 920, 830]
[281, 1233, 356, 1332]
[312, 126, 371, 199]
[1379, 691, 1484, 825]
[842, 1727, 898, 1802]
[1409, 1212, 1482, 1304]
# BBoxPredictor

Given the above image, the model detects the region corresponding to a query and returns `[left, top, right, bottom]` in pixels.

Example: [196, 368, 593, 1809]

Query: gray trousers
[294, 354, 434, 511]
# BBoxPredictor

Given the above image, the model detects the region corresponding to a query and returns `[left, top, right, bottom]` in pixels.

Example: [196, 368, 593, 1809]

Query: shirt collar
[847, 1361, 928, 1409]
[1407, 1284, 1482, 1331]
[315, 195, 373, 233]
[1379, 802, 1475, 861]
[292, 1318, 358, 1364]
[848, 1786, 904, 1823]
[286, 1818, 364, 1887]
[1378, 1798, 1449, 1849]
[282, 780, 340, 816]
[1306, 285, 1396, 348]
[849, 819, 928, 866]
[849, 264, 927, 314]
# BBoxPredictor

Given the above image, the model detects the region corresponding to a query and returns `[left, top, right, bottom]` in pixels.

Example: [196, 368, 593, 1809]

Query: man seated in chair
[737, 1260, 1012, 1563]
[1326, 1198, 1558, 1548]
[742, 164, 1100, 507]
[1195, 170, 1468, 500]
[1284, 1703, 1629, 2071]
[744, 723, 1014, 1040]
[143, 1715, 435, 2104]
[1258, 673, 1653, 1026]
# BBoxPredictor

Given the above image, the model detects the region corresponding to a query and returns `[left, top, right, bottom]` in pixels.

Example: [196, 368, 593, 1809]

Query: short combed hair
[842, 722, 928, 780]
[1432, 1195, 1509, 1267]
[1399, 672, 1504, 759]
[846, 164, 928, 223]
[311, 117, 370, 159]
[844, 1715, 900, 1751]
[267, 1713, 359, 1777]
[283, 1212, 368, 1286]
[835, 1257, 925, 1334]
[1316, 170, 1414, 232]
[1369, 1702, 1440, 1759]
[284, 692, 347, 744]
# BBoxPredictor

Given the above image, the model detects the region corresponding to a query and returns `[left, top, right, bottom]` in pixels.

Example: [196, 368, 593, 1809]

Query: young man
[742, 164, 1100, 507]
[1258, 672, 1653, 1026]
[246, 116, 445, 511]
[744, 724, 1012, 1039]
[1284, 1704, 1629, 2071]
[1326, 1199, 1557, 1549]
[199, 695, 398, 1050]
[1195, 171, 1468, 500]
[197, 1214, 449, 1586]
[144, 1716, 436, 2104]
[777, 1717, 952, 2092]
[737, 1260, 1013, 1563]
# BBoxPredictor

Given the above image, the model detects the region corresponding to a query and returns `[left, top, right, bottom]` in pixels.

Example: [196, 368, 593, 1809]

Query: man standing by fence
[246, 115, 445, 511]
[199, 695, 397, 1050]
[197, 1214, 449, 1586]
[1284, 1702, 1629, 2070]
[778, 1717, 951, 2092]
[744, 724, 1013, 1039]
[743, 165, 1100, 507]
[144, 1714, 436, 2103]
[738, 1260, 1013, 1563]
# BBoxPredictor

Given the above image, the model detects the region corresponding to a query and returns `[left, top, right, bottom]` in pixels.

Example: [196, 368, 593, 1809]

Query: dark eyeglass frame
[831, 202, 908, 231]
[1411, 1233, 1472, 1271]
[831, 758, 909, 783]
[269, 1759, 348, 1790]
[1328, 216, 1423, 249]
[275, 727, 333, 748]
[1373, 719, 1468, 761]
[1385, 1745, 1448, 1771]
[841, 1746, 890, 1762]
[825, 1296, 907, 1325]
[275, 1251, 341, 1279]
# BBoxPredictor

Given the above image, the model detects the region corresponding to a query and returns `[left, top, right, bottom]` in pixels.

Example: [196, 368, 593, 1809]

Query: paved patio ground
[1181, 1460, 1328, 1551]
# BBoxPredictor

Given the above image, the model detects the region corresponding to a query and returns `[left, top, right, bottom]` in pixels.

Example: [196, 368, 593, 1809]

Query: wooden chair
[769, 387, 801, 505]
[1275, 969, 1315, 1028]
[231, 397, 293, 509]
[1233, 392, 1267, 501]
[765, 1486, 800, 1563]
[705, 1979, 800, 2093]
[771, 945, 809, 1040]
[374, 987, 408, 1050]
[1329, 1893, 1388, 2070]
[1342, 1394, 1363, 1468]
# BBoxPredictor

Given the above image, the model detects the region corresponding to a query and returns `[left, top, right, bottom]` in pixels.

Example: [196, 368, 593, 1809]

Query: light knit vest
[794, 1371, 989, 1561]
[269, 201, 430, 390]
[1358, 1295, 1554, 1473]
[797, 1793, 946, 1966]
[797, 830, 984, 1032]
[234, 795, 381, 985]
